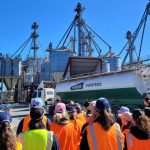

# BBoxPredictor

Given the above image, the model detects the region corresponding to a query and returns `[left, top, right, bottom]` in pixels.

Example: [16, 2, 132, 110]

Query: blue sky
[0, 0, 149, 61]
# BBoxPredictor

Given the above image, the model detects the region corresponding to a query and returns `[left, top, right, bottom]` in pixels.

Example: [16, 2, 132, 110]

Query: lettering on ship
[85, 82, 102, 87]
[70, 82, 84, 90]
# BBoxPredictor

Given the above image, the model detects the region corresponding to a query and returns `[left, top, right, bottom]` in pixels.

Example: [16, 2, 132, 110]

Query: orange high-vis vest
[51, 121, 78, 150]
[87, 122, 124, 150]
[22, 114, 47, 132]
[76, 112, 87, 124]
[124, 129, 150, 150]
[70, 119, 84, 147]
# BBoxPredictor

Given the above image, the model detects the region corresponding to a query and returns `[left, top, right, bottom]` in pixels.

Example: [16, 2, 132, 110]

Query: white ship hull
[56, 67, 150, 108]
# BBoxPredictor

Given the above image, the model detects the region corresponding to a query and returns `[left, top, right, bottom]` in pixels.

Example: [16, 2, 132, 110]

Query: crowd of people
[0, 95, 150, 150]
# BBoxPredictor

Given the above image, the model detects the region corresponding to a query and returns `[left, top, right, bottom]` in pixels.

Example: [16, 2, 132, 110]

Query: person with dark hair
[144, 107, 150, 118]
[67, 105, 83, 149]
[75, 103, 87, 124]
[0, 112, 22, 150]
[124, 109, 150, 150]
[83, 101, 93, 117]
[18, 107, 59, 150]
[143, 96, 150, 118]
[55, 95, 62, 103]
[16, 98, 51, 136]
[81, 100, 96, 137]
[80, 98, 124, 150]
[143, 95, 150, 107]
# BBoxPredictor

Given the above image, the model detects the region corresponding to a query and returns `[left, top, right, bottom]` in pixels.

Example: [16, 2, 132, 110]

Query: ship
[54, 2, 150, 110]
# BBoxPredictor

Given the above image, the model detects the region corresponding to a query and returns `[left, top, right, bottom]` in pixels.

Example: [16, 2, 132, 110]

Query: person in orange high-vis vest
[80, 98, 124, 150]
[75, 103, 87, 124]
[67, 105, 84, 149]
[76, 112, 87, 124]
[87, 122, 124, 150]
[51, 120, 78, 150]
[124, 109, 150, 150]
[22, 114, 47, 132]
[51, 103, 79, 150]
[81, 101, 96, 138]
[16, 98, 51, 135]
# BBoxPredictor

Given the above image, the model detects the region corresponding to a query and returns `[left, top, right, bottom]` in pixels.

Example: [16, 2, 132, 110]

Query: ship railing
[61, 67, 135, 82]
[60, 62, 150, 82]
[61, 71, 99, 82]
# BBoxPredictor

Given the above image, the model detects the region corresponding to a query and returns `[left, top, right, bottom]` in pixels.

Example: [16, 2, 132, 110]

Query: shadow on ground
[12, 114, 27, 118]
[13, 108, 29, 112]
[13, 105, 29, 109]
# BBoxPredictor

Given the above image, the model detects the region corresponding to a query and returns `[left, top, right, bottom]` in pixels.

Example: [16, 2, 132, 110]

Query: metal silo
[4, 58, 12, 76]
[13, 57, 22, 76]
[106, 55, 121, 72]
[106, 56, 113, 71]
[49, 49, 73, 81]
[0, 59, 2, 76]
[49, 50, 72, 72]
[102, 60, 110, 73]
[40, 61, 51, 81]
[115, 56, 121, 71]
[0, 54, 4, 76]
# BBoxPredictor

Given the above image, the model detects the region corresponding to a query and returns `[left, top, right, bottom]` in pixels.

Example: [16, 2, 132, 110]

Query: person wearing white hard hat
[16, 98, 51, 136]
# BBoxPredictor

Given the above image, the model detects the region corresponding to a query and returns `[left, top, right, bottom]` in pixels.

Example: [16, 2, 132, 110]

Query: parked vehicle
[31, 81, 56, 114]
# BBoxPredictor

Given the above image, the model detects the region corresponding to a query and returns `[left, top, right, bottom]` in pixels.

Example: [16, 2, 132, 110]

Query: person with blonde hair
[51, 102, 79, 150]
[117, 106, 132, 132]
[0, 112, 22, 150]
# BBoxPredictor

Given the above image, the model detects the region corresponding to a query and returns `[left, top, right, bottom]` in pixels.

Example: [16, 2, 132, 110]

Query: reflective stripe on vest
[19, 133, 24, 150]
[115, 123, 122, 150]
[47, 131, 54, 150]
[88, 123, 122, 150]
[22, 115, 47, 132]
[128, 132, 133, 147]
[19, 130, 53, 150]
[89, 125, 97, 150]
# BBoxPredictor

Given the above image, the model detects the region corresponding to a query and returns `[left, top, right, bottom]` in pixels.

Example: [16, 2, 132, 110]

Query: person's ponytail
[0, 122, 16, 150]
[98, 109, 114, 130]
